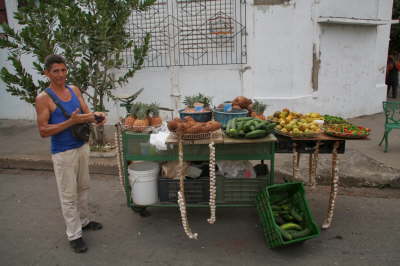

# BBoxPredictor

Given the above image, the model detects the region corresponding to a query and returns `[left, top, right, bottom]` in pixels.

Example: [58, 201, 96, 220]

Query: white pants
[52, 144, 90, 241]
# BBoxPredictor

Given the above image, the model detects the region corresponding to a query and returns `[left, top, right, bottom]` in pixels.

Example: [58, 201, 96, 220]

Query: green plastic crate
[256, 182, 320, 248]
[216, 176, 267, 203]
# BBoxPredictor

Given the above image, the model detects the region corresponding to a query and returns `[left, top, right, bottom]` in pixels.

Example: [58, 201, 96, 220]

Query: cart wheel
[131, 206, 151, 217]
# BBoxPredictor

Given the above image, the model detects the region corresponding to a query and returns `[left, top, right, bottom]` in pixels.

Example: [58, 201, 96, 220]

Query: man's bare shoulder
[36, 91, 50, 104]
[69, 85, 81, 95]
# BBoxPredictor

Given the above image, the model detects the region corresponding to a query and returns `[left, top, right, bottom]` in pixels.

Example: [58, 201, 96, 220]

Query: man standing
[386, 55, 399, 99]
[35, 55, 106, 253]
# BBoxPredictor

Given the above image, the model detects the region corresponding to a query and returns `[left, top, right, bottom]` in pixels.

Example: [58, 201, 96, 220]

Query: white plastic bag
[216, 160, 256, 178]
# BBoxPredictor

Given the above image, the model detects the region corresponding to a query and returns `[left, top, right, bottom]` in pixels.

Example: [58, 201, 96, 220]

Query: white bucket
[128, 161, 159, 205]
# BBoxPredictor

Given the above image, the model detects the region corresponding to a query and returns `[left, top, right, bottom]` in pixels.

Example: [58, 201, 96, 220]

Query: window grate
[124, 0, 247, 67]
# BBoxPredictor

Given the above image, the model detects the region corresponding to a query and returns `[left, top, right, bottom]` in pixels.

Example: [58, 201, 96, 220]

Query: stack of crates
[256, 182, 320, 248]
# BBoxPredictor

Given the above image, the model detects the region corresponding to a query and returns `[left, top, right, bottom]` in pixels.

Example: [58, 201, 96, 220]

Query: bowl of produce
[179, 93, 213, 122]
[179, 109, 212, 122]
[324, 124, 370, 139]
[225, 117, 276, 139]
[213, 108, 249, 127]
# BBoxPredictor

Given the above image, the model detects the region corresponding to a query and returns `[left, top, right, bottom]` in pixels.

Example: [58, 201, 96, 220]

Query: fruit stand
[115, 96, 370, 243]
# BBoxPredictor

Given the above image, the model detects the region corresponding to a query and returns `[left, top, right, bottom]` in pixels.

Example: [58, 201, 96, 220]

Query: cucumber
[275, 216, 286, 225]
[244, 120, 255, 131]
[237, 121, 245, 131]
[270, 193, 290, 204]
[283, 214, 295, 222]
[245, 129, 267, 139]
[255, 120, 269, 130]
[235, 117, 254, 122]
[280, 222, 302, 231]
[271, 205, 281, 211]
[265, 123, 277, 131]
[226, 118, 235, 132]
[286, 228, 311, 239]
[279, 228, 293, 241]
[228, 129, 239, 138]
[290, 208, 303, 223]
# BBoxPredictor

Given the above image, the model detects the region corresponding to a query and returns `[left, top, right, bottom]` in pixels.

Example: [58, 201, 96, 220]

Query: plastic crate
[216, 176, 267, 203]
[213, 108, 249, 127]
[256, 182, 320, 248]
[158, 177, 210, 203]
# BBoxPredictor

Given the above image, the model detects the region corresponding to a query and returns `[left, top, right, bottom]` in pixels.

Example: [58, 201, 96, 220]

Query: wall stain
[312, 44, 320, 91]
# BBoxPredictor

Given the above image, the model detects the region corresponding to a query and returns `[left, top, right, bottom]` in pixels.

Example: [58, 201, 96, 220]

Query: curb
[0, 156, 118, 175]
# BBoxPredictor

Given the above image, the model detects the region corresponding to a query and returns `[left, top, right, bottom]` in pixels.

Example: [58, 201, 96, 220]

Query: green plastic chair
[379, 101, 400, 152]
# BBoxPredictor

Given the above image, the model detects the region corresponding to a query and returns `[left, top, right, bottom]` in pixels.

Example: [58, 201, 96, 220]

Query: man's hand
[70, 109, 95, 124]
[93, 112, 107, 126]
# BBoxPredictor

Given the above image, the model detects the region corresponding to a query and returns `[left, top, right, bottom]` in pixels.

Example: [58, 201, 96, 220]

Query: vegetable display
[268, 109, 323, 137]
[225, 117, 276, 139]
[324, 124, 370, 139]
[323, 115, 348, 125]
[271, 195, 311, 241]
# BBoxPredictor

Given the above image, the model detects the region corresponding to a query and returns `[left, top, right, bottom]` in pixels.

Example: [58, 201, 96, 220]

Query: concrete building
[0, 0, 395, 123]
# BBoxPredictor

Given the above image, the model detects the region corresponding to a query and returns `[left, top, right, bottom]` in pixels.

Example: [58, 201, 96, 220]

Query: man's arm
[71, 85, 91, 114]
[35, 92, 95, 138]
[71, 85, 107, 126]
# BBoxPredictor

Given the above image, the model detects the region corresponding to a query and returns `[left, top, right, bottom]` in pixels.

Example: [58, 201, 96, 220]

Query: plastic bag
[161, 161, 189, 179]
[216, 160, 256, 178]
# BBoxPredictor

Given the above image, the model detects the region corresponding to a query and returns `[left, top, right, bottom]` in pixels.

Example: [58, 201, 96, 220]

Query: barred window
[124, 0, 247, 67]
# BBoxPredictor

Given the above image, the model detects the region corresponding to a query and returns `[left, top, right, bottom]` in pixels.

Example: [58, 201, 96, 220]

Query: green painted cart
[115, 124, 277, 216]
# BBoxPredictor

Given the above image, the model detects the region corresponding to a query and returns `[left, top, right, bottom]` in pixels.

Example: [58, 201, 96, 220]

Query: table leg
[322, 141, 340, 229]
[309, 141, 320, 189]
[292, 143, 300, 180]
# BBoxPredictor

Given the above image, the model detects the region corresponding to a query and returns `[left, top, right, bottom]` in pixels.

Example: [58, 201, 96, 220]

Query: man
[35, 54, 106, 253]
[386, 55, 399, 99]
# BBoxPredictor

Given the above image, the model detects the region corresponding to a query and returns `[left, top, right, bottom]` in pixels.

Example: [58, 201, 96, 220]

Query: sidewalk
[0, 113, 399, 187]
[0, 119, 117, 175]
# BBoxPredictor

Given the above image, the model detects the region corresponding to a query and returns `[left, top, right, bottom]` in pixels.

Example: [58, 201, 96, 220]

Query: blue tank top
[45, 86, 85, 154]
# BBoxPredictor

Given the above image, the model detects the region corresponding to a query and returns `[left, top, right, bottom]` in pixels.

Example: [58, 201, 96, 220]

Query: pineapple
[183, 96, 196, 112]
[196, 93, 211, 110]
[124, 116, 135, 128]
[251, 100, 267, 120]
[124, 103, 139, 128]
[183, 93, 212, 112]
[149, 103, 162, 127]
[133, 103, 150, 131]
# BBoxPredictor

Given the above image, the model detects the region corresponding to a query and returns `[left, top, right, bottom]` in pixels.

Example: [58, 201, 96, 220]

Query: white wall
[0, 0, 394, 122]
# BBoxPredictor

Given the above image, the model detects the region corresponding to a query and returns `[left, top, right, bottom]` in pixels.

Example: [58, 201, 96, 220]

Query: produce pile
[225, 117, 276, 139]
[217, 96, 268, 120]
[324, 124, 370, 139]
[167, 116, 221, 134]
[267, 109, 323, 137]
[124, 102, 162, 132]
[323, 114, 348, 125]
[270, 194, 312, 241]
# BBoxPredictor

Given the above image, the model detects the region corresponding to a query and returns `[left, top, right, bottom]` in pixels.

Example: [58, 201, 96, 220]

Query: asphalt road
[0, 170, 399, 266]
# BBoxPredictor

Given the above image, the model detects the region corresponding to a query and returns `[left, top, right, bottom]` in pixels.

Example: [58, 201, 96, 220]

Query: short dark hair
[44, 54, 66, 70]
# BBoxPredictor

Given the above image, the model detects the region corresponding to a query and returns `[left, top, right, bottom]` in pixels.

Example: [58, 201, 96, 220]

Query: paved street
[1, 169, 399, 266]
